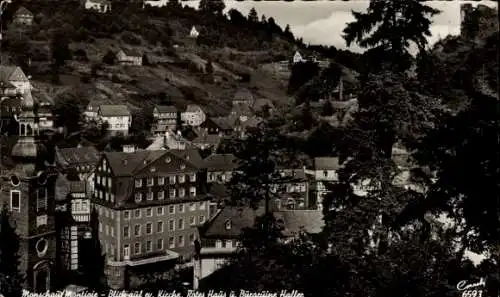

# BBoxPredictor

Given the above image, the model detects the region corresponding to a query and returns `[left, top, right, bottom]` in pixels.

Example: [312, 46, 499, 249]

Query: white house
[97, 105, 132, 136]
[181, 104, 206, 127]
[0, 65, 31, 94]
[84, 0, 111, 13]
[84, 103, 100, 120]
[116, 49, 142, 66]
[189, 26, 199, 38]
[305, 157, 340, 210]
[293, 51, 304, 64]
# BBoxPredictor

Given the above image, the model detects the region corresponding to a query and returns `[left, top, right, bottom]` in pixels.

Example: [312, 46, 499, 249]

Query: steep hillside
[1, 1, 313, 117]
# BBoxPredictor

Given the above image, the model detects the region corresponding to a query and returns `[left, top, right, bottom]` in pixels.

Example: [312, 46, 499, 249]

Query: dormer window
[225, 219, 232, 230]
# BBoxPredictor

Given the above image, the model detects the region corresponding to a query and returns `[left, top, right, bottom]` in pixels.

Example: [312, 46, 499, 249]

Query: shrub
[121, 31, 142, 46]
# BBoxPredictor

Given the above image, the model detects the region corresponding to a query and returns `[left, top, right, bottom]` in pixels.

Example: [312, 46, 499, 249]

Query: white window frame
[146, 222, 153, 235]
[157, 221, 164, 233]
[10, 190, 21, 212]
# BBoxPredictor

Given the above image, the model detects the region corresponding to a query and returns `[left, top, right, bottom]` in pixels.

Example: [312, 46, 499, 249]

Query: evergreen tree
[261, 14, 267, 24]
[83, 207, 107, 292]
[228, 116, 297, 213]
[0, 203, 24, 297]
[248, 7, 258, 23]
[166, 0, 181, 10]
[199, 0, 225, 16]
[284, 24, 294, 40]
[343, 0, 440, 72]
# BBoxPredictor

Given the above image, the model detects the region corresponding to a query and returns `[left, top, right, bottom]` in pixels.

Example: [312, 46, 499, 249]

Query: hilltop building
[83, 0, 111, 13]
[116, 48, 143, 66]
[13, 6, 34, 26]
[96, 104, 132, 136]
[189, 26, 199, 38]
[181, 104, 206, 127]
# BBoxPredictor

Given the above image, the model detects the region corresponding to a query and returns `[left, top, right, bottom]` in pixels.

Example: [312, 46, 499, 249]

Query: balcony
[107, 250, 180, 267]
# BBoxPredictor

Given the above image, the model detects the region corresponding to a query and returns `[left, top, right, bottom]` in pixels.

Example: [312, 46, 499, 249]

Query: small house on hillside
[152, 105, 178, 135]
[97, 104, 132, 136]
[83, 0, 111, 13]
[232, 88, 254, 106]
[181, 104, 206, 127]
[293, 51, 304, 64]
[13, 6, 34, 26]
[189, 26, 199, 38]
[116, 48, 142, 66]
[0, 65, 31, 94]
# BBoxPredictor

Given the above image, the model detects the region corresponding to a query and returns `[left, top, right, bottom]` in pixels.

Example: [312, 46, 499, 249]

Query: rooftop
[119, 48, 141, 57]
[98, 104, 131, 117]
[155, 105, 178, 114]
[314, 157, 340, 171]
[56, 146, 101, 166]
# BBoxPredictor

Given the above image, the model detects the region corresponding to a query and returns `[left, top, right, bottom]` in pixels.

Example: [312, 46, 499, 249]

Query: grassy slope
[4, 2, 299, 117]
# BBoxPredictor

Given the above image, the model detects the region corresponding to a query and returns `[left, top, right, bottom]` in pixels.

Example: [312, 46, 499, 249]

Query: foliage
[343, 0, 440, 72]
[52, 92, 87, 134]
[198, 0, 225, 16]
[102, 50, 116, 65]
[248, 8, 258, 23]
[228, 117, 297, 212]
[0, 204, 24, 297]
[51, 29, 72, 68]
[321, 101, 334, 116]
[288, 61, 320, 95]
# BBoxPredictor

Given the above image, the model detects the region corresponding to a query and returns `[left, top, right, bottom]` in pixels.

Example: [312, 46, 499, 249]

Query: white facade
[100, 115, 131, 135]
[190, 26, 199, 38]
[181, 107, 206, 127]
[293, 51, 304, 64]
[116, 50, 142, 66]
[84, 0, 111, 13]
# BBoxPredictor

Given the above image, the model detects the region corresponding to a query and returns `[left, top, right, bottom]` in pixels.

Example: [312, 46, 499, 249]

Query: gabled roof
[98, 105, 131, 117]
[203, 154, 239, 171]
[200, 206, 265, 238]
[14, 6, 33, 17]
[169, 148, 204, 169]
[103, 150, 166, 176]
[155, 105, 177, 114]
[57, 146, 101, 166]
[118, 48, 141, 57]
[314, 157, 340, 171]
[185, 104, 203, 113]
[0, 66, 29, 83]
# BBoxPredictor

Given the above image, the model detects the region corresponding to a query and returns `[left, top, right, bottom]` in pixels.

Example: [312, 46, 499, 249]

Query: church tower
[1, 90, 58, 293]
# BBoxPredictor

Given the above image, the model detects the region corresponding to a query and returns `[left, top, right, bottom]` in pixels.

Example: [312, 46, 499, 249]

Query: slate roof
[119, 48, 141, 57]
[98, 105, 131, 117]
[14, 6, 33, 17]
[155, 105, 178, 114]
[200, 206, 265, 238]
[314, 157, 340, 171]
[169, 148, 204, 168]
[0, 66, 29, 83]
[104, 150, 166, 176]
[57, 146, 100, 167]
[200, 207, 324, 239]
[185, 104, 203, 113]
[203, 154, 239, 171]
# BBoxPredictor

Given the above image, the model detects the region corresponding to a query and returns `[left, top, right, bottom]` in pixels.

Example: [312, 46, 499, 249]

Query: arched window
[20, 124, 25, 136]
[27, 124, 32, 136]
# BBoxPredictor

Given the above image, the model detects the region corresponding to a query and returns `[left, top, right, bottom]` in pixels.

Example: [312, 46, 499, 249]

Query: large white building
[181, 104, 206, 127]
[97, 105, 132, 136]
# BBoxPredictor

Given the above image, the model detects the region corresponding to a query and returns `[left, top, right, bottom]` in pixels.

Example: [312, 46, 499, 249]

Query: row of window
[121, 215, 205, 237]
[9, 189, 47, 213]
[122, 234, 196, 258]
[135, 174, 196, 188]
[123, 202, 205, 219]
[96, 201, 206, 221]
[95, 189, 115, 202]
[96, 176, 111, 188]
[134, 187, 196, 202]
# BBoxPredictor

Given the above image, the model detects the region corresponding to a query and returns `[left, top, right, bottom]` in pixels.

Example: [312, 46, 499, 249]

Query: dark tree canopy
[199, 0, 225, 15]
[248, 7, 258, 23]
[343, 0, 440, 72]
[0, 204, 24, 297]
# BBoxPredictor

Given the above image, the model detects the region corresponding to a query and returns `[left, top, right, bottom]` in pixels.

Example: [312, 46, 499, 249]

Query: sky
[181, 0, 498, 53]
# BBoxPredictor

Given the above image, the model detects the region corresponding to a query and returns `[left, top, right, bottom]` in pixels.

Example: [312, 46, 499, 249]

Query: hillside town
[0, 0, 498, 296]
